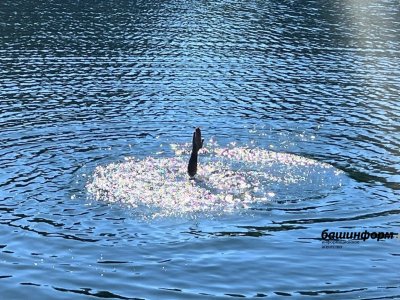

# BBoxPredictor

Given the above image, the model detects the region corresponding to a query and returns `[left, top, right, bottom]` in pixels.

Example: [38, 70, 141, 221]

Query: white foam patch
[86, 142, 345, 218]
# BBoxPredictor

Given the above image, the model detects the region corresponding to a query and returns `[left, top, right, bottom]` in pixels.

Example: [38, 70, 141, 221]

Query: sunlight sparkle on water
[86, 142, 344, 218]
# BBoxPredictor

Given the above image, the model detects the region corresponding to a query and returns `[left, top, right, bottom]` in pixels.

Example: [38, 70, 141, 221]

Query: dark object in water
[188, 127, 204, 177]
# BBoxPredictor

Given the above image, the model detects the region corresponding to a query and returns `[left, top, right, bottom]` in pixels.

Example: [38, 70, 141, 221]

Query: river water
[1, 0, 399, 299]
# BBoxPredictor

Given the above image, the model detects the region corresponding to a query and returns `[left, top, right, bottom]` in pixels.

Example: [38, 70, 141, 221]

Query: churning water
[1, 0, 399, 299]
[87, 142, 346, 218]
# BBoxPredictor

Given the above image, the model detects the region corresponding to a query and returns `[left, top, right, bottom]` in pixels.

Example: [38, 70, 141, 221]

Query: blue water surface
[1, 0, 399, 299]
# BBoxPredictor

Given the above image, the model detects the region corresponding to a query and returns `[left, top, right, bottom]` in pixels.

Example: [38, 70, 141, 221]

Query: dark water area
[1, 0, 400, 299]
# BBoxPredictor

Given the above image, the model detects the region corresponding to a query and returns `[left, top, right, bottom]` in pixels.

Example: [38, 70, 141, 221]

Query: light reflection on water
[86, 143, 347, 218]
[0, 0, 399, 299]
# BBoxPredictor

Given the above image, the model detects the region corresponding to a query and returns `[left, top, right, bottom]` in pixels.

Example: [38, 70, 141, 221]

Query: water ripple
[1, 0, 399, 299]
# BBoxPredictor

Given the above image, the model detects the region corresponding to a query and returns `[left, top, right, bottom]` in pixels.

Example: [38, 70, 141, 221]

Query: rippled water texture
[1, 0, 400, 299]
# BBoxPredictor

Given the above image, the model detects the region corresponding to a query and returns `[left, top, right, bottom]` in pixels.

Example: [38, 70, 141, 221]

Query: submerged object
[188, 127, 204, 177]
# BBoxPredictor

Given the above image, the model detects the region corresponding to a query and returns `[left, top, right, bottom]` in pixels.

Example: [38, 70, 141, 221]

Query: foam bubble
[86, 143, 345, 218]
